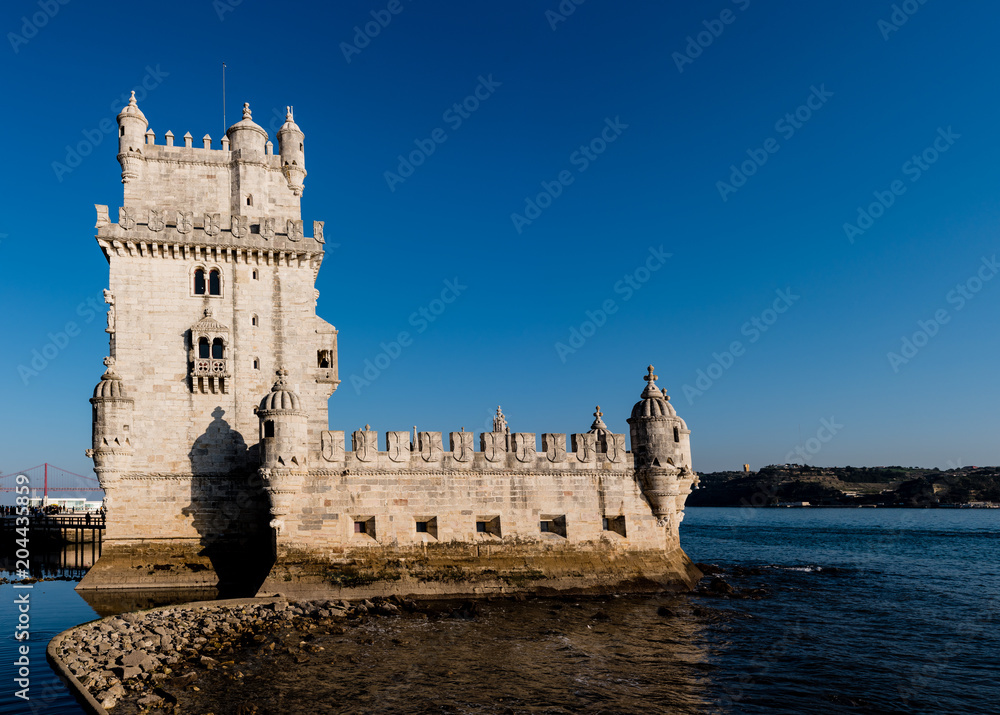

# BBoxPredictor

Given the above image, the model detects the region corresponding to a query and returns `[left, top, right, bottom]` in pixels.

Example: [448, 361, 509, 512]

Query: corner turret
[257, 368, 308, 536]
[87, 357, 134, 488]
[116, 91, 147, 184]
[277, 106, 306, 196]
[627, 365, 693, 528]
[226, 103, 268, 159]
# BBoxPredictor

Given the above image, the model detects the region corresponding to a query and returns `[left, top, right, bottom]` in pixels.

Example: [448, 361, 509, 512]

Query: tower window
[212, 338, 224, 359]
[674, 427, 680, 443]
[539, 515, 567, 537]
[119, 126, 125, 137]
[252, 358, 260, 370]
[252, 270, 259, 280]
[198, 337, 210, 359]
[251, 314, 258, 327]
[209, 269, 221, 296]
[603, 515, 627, 537]
[318, 350, 331, 368]
[246, 195, 253, 206]
[264, 420, 275, 438]
[299, 143, 303, 151]
[194, 268, 206, 295]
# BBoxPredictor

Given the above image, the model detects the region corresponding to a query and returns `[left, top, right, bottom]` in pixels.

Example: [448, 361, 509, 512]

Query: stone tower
[627, 366, 696, 533]
[81, 91, 702, 599]
[81, 94, 338, 585]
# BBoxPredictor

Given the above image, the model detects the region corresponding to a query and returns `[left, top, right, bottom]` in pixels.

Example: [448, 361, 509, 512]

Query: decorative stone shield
[419, 432, 443, 462]
[450, 431, 474, 462]
[321, 430, 344, 462]
[513, 433, 536, 463]
[571, 433, 597, 463]
[481, 432, 506, 463]
[387, 431, 410, 462]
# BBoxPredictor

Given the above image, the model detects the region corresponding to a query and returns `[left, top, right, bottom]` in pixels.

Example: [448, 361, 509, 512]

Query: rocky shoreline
[48, 595, 419, 714]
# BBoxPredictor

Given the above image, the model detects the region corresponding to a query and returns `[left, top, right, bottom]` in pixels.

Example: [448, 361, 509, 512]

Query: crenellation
[81, 91, 701, 599]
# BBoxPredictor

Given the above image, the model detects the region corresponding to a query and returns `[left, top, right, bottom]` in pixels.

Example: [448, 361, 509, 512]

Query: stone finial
[183, 132, 193, 148]
[145, 129, 155, 145]
[364, 424, 370, 431]
[590, 406, 608, 432]
[493, 406, 508, 434]
[641, 365, 664, 399]
[286, 106, 294, 121]
[103, 356, 116, 368]
[265, 140, 273, 156]
[127, 90, 137, 107]
[242, 102, 252, 120]
[202, 134, 212, 149]
[165, 130, 174, 147]
[204, 308, 213, 317]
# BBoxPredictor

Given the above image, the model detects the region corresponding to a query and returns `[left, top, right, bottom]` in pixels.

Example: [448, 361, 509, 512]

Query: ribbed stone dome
[117, 91, 147, 124]
[278, 106, 302, 136]
[92, 365, 129, 400]
[629, 365, 677, 419]
[226, 103, 268, 142]
[259, 369, 301, 412]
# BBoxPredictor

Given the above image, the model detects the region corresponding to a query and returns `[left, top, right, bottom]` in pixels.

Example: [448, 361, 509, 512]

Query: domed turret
[88, 357, 134, 486]
[116, 91, 147, 183]
[256, 368, 309, 537]
[627, 365, 693, 527]
[226, 102, 268, 159]
[256, 368, 307, 470]
[277, 106, 306, 195]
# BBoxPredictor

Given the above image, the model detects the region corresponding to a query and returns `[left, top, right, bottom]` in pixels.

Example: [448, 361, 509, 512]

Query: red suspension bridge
[0, 463, 103, 499]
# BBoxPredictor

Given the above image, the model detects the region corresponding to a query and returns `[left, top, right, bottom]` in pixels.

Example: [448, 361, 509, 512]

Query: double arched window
[196, 337, 225, 359]
[193, 267, 222, 296]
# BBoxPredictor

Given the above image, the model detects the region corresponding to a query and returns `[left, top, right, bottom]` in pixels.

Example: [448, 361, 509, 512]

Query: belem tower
[79, 93, 702, 597]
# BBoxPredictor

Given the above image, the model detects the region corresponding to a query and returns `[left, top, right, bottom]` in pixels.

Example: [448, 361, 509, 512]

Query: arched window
[318, 350, 331, 368]
[194, 268, 206, 295]
[246, 195, 253, 206]
[264, 421, 275, 438]
[253, 358, 260, 370]
[209, 269, 221, 296]
[252, 270, 258, 280]
[119, 126, 125, 137]
[299, 143, 303, 151]
[212, 338, 224, 359]
[198, 337, 210, 359]
[673, 426, 680, 443]
[251, 314, 258, 327]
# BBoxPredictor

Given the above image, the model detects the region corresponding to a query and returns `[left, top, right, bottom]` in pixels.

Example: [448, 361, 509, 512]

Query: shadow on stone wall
[184, 406, 275, 597]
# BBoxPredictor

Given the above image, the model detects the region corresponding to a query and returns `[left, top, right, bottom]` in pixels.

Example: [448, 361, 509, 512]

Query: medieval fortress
[80, 92, 701, 597]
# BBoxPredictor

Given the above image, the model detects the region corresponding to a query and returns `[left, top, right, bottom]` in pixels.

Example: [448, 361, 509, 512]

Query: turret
[226, 102, 268, 159]
[87, 357, 134, 487]
[627, 365, 691, 527]
[116, 91, 147, 184]
[256, 369, 308, 536]
[277, 106, 306, 195]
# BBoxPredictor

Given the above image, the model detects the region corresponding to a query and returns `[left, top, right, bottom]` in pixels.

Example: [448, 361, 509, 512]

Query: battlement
[311, 429, 634, 472]
[115, 94, 307, 220]
[94, 204, 326, 263]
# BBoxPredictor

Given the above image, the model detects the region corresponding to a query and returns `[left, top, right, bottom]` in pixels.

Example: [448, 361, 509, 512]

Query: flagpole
[222, 62, 227, 136]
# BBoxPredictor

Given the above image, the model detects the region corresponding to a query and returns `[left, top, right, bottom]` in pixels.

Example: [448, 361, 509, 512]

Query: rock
[137, 693, 163, 706]
[200, 655, 220, 668]
[112, 665, 142, 680]
[99, 694, 118, 709]
[705, 577, 735, 596]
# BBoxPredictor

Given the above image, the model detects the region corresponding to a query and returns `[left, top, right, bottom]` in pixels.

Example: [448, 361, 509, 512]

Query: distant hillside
[688, 465, 1000, 507]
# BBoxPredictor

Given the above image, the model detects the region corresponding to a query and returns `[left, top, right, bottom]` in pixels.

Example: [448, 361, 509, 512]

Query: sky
[1, 0, 999, 482]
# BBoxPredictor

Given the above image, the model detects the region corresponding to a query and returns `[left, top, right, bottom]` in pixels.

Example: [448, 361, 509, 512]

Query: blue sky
[2, 0, 998, 480]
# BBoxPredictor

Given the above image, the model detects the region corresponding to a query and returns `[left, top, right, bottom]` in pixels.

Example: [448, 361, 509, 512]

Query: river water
[2, 508, 998, 714]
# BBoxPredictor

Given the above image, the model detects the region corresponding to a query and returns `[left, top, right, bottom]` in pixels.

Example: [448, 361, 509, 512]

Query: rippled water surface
[2, 508, 998, 714]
